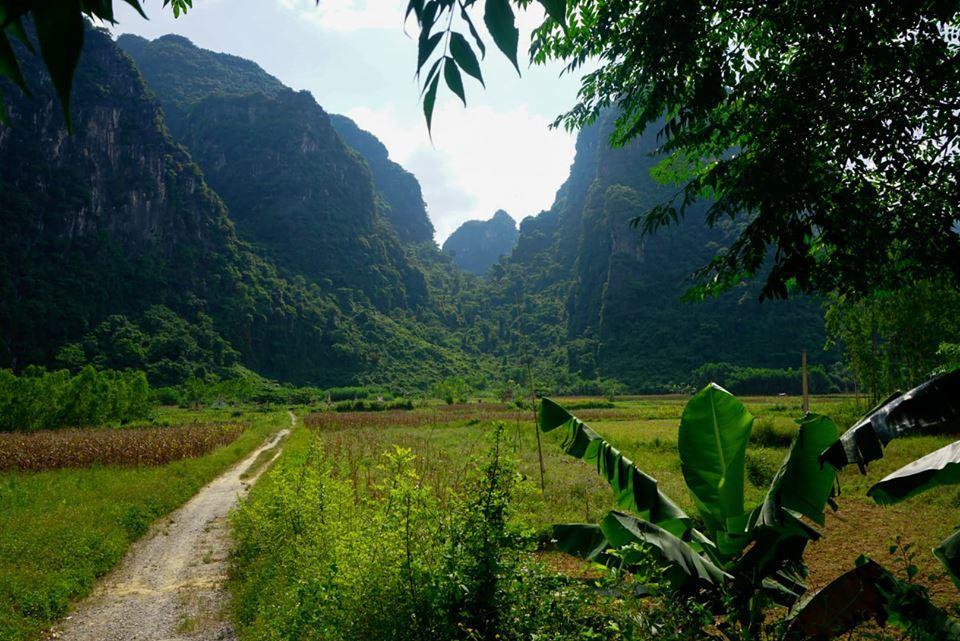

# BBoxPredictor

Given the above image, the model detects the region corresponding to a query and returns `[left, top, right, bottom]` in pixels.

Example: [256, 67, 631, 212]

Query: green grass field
[0, 408, 288, 641]
[3, 395, 957, 641]
[230, 395, 960, 640]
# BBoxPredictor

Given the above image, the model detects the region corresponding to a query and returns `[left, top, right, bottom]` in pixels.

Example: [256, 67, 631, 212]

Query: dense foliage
[825, 280, 960, 401]
[56, 306, 240, 387]
[0, 367, 152, 432]
[691, 362, 847, 396]
[230, 426, 638, 641]
[411, 0, 960, 301]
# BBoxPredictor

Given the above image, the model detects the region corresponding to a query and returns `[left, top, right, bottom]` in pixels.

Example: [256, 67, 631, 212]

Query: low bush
[333, 398, 414, 412]
[692, 361, 849, 395]
[750, 416, 796, 448]
[229, 426, 637, 641]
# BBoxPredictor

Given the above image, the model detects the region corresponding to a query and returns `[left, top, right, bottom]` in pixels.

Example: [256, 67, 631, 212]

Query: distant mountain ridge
[442, 210, 519, 276]
[0, 27, 836, 393]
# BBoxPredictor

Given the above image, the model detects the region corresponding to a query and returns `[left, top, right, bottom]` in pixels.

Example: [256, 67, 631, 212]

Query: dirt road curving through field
[50, 412, 295, 641]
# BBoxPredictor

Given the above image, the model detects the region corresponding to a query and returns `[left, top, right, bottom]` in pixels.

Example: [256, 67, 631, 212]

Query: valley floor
[3, 396, 957, 641]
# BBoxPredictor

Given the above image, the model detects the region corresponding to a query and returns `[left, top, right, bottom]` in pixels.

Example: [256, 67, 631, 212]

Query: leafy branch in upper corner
[406, 0, 567, 133]
[411, 1, 960, 303]
[0, 0, 188, 129]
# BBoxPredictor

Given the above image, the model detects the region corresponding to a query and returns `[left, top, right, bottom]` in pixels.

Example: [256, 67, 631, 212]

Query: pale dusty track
[49, 412, 295, 641]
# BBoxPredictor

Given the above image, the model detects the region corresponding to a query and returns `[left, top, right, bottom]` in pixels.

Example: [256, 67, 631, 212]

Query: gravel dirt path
[49, 413, 295, 641]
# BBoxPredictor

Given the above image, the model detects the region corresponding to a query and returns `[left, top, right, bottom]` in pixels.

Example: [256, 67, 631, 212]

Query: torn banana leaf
[934, 527, 960, 590]
[599, 511, 730, 589]
[552, 523, 611, 562]
[540, 398, 691, 537]
[785, 556, 960, 640]
[868, 440, 960, 505]
[734, 414, 838, 604]
[820, 369, 960, 472]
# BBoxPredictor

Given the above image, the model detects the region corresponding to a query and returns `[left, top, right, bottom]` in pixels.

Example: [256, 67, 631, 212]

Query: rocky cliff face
[0, 25, 377, 384]
[442, 210, 519, 276]
[494, 112, 834, 389]
[119, 34, 436, 251]
[178, 89, 427, 309]
[330, 114, 435, 245]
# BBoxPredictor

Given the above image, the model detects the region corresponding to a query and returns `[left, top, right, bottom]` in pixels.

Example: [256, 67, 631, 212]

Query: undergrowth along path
[50, 412, 295, 641]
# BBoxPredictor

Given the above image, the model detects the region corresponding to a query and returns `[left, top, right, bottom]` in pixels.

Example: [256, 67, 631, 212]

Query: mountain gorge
[0, 26, 837, 393]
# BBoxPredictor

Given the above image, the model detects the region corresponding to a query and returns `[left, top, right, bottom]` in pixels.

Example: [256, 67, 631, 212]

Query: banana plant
[820, 369, 960, 586]
[539, 383, 838, 628]
[785, 370, 960, 639]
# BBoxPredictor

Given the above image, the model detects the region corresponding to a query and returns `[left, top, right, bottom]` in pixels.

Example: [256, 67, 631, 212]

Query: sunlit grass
[0, 409, 287, 641]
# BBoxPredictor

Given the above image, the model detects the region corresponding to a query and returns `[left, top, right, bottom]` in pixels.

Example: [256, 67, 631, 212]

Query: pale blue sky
[111, 0, 584, 242]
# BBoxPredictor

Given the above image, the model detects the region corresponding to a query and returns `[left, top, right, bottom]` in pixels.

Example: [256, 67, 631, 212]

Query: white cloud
[347, 101, 576, 242]
[276, 0, 406, 32]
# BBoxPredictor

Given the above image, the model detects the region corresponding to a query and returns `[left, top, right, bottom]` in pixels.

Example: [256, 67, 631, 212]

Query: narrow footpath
[50, 412, 295, 641]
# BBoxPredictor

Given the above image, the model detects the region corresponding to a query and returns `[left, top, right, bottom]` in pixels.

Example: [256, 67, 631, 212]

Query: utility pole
[802, 350, 810, 414]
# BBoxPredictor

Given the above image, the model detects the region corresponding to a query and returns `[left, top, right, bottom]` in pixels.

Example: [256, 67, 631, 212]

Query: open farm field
[231, 394, 960, 641]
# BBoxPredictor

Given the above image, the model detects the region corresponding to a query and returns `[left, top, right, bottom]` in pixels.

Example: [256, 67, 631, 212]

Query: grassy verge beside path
[0, 408, 288, 641]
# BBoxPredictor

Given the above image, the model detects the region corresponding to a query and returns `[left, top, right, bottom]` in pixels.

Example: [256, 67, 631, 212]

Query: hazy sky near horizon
[112, 0, 584, 242]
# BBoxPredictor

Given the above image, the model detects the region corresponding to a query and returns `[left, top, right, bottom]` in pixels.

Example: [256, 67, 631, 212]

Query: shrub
[0, 366, 154, 431]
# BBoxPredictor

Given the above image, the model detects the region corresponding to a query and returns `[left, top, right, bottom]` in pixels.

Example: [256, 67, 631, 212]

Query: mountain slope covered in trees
[0, 25, 474, 388]
[118, 34, 435, 249]
[0, 27, 838, 394]
[480, 113, 837, 390]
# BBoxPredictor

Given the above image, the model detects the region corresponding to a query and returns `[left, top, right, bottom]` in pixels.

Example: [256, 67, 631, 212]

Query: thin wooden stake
[527, 359, 546, 492]
[515, 293, 546, 491]
[802, 350, 810, 415]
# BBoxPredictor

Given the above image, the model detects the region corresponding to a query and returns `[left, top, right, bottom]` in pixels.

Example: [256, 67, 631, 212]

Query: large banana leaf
[757, 414, 839, 527]
[599, 511, 730, 589]
[821, 369, 960, 471]
[736, 415, 839, 604]
[867, 440, 960, 504]
[552, 523, 611, 562]
[540, 398, 691, 537]
[784, 558, 893, 640]
[935, 528, 960, 590]
[678, 384, 753, 549]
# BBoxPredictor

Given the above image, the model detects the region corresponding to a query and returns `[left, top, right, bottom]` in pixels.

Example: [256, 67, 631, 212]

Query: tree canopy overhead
[2, 0, 959, 300]
[410, 0, 960, 300]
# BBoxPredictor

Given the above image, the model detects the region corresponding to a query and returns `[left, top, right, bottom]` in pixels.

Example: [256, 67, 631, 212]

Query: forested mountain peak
[442, 210, 519, 276]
